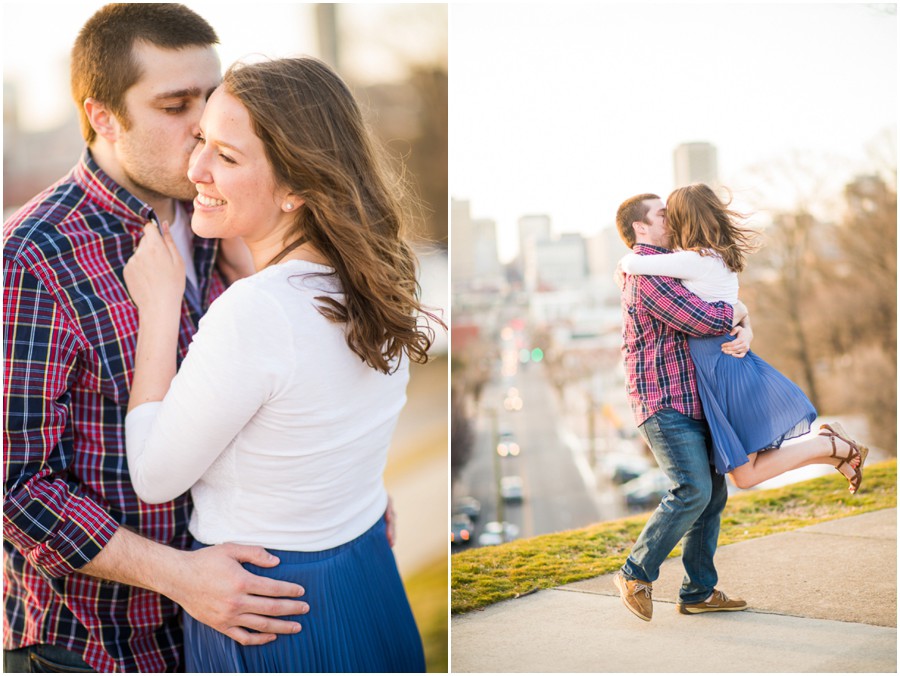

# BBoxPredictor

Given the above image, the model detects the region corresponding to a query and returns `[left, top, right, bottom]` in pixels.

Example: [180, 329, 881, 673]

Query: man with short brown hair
[615, 192, 660, 249]
[4, 5, 307, 671]
[612, 193, 749, 622]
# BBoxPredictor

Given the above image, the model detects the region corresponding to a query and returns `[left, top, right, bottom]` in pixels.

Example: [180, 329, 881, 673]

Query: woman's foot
[830, 451, 860, 485]
[819, 423, 868, 493]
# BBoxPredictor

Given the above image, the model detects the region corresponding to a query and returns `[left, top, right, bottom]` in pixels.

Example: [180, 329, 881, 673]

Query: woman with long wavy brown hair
[620, 183, 868, 494]
[121, 57, 439, 672]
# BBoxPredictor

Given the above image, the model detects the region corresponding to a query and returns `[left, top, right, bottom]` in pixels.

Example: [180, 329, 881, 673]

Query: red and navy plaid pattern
[3, 149, 224, 672]
[620, 244, 734, 427]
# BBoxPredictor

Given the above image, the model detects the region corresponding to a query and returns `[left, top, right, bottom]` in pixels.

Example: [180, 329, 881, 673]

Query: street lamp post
[586, 391, 597, 469]
[484, 406, 505, 531]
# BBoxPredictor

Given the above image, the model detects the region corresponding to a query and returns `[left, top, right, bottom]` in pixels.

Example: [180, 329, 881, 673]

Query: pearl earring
[285, 203, 294, 211]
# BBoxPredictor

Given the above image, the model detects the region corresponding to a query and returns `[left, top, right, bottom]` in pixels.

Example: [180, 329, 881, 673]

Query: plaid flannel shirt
[3, 149, 224, 672]
[620, 243, 735, 427]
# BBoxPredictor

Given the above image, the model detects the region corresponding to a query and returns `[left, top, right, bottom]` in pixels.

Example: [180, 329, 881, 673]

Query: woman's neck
[248, 239, 329, 271]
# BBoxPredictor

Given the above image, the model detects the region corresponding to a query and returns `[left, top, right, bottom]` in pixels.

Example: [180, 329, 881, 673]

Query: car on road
[476, 520, 520, 546]
[500, 475, 524, 502]
[496, 432, 521, 457]
[451, 514, 474, 547]
[453, 496, 482, 521]
[503, 390, 523, 411]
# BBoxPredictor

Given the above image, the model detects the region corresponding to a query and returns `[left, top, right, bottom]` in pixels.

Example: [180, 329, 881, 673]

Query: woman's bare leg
[729, 433, 860, 489]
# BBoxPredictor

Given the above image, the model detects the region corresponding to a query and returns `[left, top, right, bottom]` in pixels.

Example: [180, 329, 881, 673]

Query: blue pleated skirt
[688, 334, 817, 475]
[184, 516, 425, 673]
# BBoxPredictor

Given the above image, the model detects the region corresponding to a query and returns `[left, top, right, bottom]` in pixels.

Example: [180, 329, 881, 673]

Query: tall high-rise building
[517, 214, 552, 292]
[532, 233, 588, 292]
[673, 142, 718, 187]
[451, 198, 503, 290]
[586, 226, 630, 282]
[517, 214, 551, 260]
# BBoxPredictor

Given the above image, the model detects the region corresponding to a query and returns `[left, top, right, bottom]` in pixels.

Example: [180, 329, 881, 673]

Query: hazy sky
[3, 2, 895, 265]
[2, 2, 447, 131]
[449, 3, 897, 261]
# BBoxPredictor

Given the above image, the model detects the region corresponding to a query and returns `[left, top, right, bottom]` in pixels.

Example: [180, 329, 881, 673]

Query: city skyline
[450, 3, 897, 262]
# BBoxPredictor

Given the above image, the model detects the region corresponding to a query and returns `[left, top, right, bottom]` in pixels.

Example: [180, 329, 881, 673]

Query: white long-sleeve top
[125, 259, 408, 551]
[620, 249, 739, 303]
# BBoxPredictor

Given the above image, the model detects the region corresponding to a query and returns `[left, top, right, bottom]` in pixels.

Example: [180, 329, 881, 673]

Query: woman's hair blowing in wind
[666, 183, 759, 273]
[224, 57, 440, 374]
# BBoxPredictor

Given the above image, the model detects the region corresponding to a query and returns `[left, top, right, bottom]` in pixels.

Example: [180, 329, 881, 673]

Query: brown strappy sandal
[819, 422, 869, 494]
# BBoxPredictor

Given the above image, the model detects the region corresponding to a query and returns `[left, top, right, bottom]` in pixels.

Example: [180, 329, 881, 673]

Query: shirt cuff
[722, 302, 735, 329]
[16, 492, 121, 578]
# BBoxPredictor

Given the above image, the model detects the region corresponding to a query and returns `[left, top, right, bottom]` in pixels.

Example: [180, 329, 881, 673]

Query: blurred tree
[749, 211, 825, 410]
[815, 177, 897, 354]
[406, 67, 448, 246]
[450, 388, 473, 483]
[745, 173, 896, 453]
[450, 335, 495, 407]
[360, 67, 447, 248]
[820, 176, 897, 451]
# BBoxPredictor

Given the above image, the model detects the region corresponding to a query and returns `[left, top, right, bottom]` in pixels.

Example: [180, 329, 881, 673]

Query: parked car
[477, 520, 520, 546]
[454, 496, 482, 521]
[451, 514, 474, 547]
[622, 469, 672, 509]
[476, 530, 503, 547]
[500, 475, 524, 502]
[599, 452, 651, 484]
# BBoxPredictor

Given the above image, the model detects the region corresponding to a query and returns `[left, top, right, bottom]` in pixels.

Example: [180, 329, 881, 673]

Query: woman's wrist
[138, 304, 181, 332]
[129, 309, 180, 411]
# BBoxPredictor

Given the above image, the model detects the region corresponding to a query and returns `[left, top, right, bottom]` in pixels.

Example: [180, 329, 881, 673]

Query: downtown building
[451, 197, 504, 293]
[673, 141, 719, 188]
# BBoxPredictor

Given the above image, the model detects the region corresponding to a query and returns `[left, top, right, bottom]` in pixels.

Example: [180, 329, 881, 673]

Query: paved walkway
[452, 508, 897, 673]
[387, 357, 448, 576]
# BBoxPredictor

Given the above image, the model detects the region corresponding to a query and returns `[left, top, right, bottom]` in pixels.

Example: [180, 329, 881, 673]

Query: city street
[455, 358, 634, 549]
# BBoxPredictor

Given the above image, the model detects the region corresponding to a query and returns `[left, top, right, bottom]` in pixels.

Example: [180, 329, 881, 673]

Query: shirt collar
[72, 147, 157, 232]
[633, 243, 671, 256]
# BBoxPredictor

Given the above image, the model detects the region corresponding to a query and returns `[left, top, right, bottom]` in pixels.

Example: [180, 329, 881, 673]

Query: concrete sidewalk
[452, 508, 897, 673]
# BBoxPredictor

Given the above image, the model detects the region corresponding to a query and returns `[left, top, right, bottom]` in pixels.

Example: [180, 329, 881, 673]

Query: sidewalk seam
[549, 586, 897, 628]
[795, 530, 896, 542]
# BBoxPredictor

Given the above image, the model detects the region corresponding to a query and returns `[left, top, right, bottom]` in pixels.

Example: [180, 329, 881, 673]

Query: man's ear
[83, 98, 120, 142]
[632, 221, 646, 238]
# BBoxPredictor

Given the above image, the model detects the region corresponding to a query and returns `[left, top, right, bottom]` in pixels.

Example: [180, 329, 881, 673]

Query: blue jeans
[621, 408, 728, 603]
[3, 645, 93, 673]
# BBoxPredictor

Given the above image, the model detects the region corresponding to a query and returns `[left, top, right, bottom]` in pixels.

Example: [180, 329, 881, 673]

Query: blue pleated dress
[688, 334, 817, 475]
[184, 516, 425, 673]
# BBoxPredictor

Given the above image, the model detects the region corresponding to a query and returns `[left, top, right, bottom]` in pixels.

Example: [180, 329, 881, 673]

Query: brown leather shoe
[677, 589, 747, 614]
[614, 572, 652, 621]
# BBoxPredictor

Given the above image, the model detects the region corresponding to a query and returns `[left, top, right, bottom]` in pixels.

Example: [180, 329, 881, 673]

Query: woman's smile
[195, 192, 227, 208]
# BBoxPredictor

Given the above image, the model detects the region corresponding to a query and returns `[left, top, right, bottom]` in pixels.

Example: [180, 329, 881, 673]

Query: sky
[449, 3, 897, 262]
[2, 2, 896, 265]
[2, 2, 447, 131]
